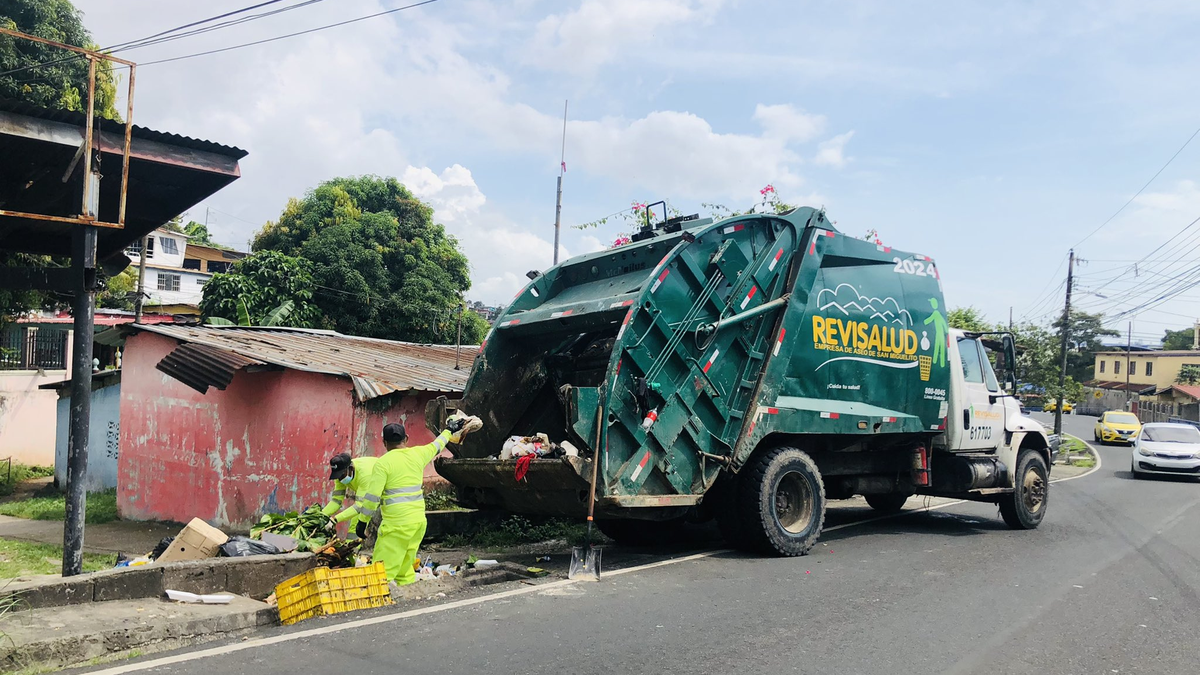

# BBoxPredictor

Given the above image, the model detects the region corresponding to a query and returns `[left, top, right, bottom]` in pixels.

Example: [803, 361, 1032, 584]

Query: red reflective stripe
[637, 453, 651, 469]
[766, 407, 778, 414]
[809, 240, 817, 255]
[774, 248, 784, 261]
[825, 230, 835, 238]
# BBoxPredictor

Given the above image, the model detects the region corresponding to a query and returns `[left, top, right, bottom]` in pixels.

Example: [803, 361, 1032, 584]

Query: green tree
[1051, 310, 1118, 383]
[1010, 322, 1059, 393]
[1044, 375, 1084, 406]
[947, 306, 991, 333]
[1162, 327, 1195, 351]
[198, 251, 323, 328]
[183, 220, 221, 247]
[0, 252, 54, 325]
[0, 0, 120, 119]
[253, 176, 484, 344]
[95, 267, 135, 310]
[1177, 365, 1200, 386]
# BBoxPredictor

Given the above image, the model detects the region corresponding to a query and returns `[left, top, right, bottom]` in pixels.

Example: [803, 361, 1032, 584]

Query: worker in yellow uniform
[322, 453, 379, 542]
[357, 419, 469, 584]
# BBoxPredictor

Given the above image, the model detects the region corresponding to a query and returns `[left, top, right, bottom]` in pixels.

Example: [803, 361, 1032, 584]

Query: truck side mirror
[1001, 334, 1018, 393]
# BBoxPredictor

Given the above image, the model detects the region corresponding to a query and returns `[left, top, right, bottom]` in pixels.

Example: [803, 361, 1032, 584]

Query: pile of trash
[497, 434, 580, 460]
[412, 553, 499, 582]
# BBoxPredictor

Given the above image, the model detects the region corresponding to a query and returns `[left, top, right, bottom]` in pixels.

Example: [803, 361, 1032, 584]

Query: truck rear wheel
[865, 493, 909, 514]
[999, 449, 1048, 529]
[738, 446, 826, 556]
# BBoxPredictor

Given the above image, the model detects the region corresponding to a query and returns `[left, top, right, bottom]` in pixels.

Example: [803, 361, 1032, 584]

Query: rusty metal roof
[132, 325, 476, 401]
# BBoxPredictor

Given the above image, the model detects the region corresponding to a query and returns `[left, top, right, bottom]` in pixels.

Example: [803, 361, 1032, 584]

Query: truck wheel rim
[1023, 468, 1046, 514]
[776, 472, 814, 534]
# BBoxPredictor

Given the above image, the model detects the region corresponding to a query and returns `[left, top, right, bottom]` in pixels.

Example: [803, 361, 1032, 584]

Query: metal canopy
[0, 97, 247, 260]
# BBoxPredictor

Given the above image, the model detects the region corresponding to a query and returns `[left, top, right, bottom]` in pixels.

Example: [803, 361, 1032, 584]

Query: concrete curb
[1, 553, 317, 610]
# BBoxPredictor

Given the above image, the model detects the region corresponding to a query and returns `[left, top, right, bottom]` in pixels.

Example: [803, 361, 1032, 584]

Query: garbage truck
[428, 206, 1052, 556]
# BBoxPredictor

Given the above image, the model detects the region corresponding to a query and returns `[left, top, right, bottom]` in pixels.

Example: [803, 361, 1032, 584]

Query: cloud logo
[816, 283, 913, 326]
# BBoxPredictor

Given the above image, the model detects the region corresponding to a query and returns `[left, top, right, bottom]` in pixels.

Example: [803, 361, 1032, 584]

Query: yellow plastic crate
[275, 562, 393, 625]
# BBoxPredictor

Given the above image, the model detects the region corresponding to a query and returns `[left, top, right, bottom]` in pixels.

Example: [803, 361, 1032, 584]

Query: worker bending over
[357, 418, 471, 584]
[322, 453, 378, 543]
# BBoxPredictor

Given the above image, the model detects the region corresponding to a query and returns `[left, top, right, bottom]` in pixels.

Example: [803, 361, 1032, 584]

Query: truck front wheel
[739, 446, 826, 556]
[999, 449, 1049, 529]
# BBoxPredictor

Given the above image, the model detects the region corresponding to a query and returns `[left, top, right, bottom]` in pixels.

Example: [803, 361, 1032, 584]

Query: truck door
[953, 336, 1004, 451]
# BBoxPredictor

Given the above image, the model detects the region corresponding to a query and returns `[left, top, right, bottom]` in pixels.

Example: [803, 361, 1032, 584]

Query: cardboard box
[157, 518, 229, 563]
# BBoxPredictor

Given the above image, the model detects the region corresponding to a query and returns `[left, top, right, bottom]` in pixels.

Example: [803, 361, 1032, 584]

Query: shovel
[570, 405, 604, 581]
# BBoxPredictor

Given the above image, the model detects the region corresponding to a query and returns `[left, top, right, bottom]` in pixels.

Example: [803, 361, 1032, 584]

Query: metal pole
[80, 56, 96, 217]
[63, 226, 97, 577]
[454, 302, 463, 370]
[1054, 249, 1074, 442]
[552, 100, 567, 266]
[117, 64, 136, 227]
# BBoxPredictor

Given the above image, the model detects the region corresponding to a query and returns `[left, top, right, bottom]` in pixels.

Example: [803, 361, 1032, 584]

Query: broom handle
[586, 404, 603, 527]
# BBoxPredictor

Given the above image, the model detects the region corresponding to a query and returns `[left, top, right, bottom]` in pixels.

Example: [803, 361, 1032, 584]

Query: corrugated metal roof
[0, 97, 248, 159]
[133, 325, 476, 401]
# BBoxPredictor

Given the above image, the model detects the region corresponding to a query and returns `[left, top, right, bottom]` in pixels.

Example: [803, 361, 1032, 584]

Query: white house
[124, 229, 245, 314]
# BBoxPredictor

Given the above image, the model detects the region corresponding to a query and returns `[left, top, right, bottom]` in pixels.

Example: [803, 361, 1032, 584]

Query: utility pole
[1054, 249, 1074, 444]
[454, 302, 464, 370]
[1193, 317, 1199, 350]
[1125, 322, 1132, 403]
[133, 235, 148, 323]
[1009, 306, 1013, 332]
[552, 100, 567, 266]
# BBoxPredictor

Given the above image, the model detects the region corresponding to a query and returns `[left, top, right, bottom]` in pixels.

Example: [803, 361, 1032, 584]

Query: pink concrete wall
[118, 332, 450, 529]
[0, 370, 67, 465]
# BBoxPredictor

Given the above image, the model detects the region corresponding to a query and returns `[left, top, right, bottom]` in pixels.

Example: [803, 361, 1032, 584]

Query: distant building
[124, 229, 246, 314]
[1090, 349, 1200, 395]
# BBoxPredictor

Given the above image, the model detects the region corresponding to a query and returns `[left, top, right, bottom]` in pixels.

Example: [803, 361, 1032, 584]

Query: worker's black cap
[328, 452, 352, 480]
[383, 423, 407, 444]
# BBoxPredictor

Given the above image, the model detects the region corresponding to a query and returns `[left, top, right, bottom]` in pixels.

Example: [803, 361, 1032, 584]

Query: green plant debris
[441, 516, 593, 551]
[424, 486, 466, 512]
[0, 490, 117, 524]
[250, 505, 334, 552]
[0, 538, 113, 577]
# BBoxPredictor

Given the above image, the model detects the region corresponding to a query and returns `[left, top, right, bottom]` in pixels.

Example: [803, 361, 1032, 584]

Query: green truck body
[432, 207, 1052, 554]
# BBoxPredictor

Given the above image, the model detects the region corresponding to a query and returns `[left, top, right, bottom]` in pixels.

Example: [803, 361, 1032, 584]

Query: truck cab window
[957, 338, 985, 384]
[981, 348, 1001, 392]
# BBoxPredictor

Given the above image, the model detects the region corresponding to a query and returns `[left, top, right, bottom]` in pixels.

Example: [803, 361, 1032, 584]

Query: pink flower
[632, 202, 646, 211]
[759, 184, 775, 196]
[612, 235, 632, 247]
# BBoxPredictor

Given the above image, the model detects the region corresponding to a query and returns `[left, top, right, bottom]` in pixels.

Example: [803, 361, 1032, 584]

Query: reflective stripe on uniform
[332, 489, 346, 497]
[433, 435, 449, 451]
[383, 494, 424, 505]
[383, 486, 421, 496]
[360, 494, 380, 503]
[358, 506, 380, 517]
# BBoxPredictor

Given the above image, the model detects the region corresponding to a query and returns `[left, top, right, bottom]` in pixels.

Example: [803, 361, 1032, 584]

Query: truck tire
[738, 446, 826, 556]
[865, 493, 909, 514]
[999, 449, 1049, 529]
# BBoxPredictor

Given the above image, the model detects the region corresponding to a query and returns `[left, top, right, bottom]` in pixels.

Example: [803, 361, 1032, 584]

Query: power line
[139, 0, 442, 67]
[1072, 123, 1200, 248]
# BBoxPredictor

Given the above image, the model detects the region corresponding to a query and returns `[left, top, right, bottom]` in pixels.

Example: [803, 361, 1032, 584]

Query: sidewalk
[0, 516, 177, 556]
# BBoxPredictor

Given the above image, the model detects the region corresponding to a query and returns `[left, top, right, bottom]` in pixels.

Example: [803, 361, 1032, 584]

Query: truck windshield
[1143, 425, 1200, 443]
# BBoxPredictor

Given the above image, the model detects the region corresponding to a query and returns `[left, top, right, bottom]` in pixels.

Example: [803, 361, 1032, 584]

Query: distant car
[1094, 411, 1141, 445]
[1044, 399, 1073, 414]
[1131, 423, 1200, 478]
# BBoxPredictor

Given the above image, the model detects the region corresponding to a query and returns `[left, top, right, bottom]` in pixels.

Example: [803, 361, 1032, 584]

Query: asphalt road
[82, 412, 1200, 675]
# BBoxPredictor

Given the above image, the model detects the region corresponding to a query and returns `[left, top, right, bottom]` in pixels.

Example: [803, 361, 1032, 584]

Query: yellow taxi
[1044, 399, 1073, 414]
[1094, 410, 1141, 445]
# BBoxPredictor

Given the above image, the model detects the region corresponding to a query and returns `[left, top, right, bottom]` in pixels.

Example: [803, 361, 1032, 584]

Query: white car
[1131, 423, 1200, 478]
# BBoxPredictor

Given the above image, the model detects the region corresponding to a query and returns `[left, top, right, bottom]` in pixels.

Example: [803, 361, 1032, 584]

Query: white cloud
[527, 0, 726, 73]
[754, 104, 827, 144]
[814, 132, 856, 169]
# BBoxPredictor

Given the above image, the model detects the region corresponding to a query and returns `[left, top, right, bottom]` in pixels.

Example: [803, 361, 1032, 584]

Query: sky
[71, 0, 1200, 345]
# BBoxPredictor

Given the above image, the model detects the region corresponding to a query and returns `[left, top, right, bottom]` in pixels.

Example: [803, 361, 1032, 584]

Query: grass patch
[0, 537, 113, 577]
[0, 490, 118, 525]
[0, 466, 54, 497]
[441, 515, 590, 551]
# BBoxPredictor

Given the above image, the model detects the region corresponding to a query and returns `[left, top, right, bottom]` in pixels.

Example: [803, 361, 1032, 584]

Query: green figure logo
[923, 298, 948, 368]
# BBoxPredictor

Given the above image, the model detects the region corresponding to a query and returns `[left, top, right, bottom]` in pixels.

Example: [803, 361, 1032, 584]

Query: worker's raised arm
[419, 429, 454, 465]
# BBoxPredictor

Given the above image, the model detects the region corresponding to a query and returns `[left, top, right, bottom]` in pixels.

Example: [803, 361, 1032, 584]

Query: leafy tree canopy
[253, 175, 483, 344]
[1051, 310, 1118, 383]
[198, 251, 323, 328]
[1178, 364, 1200, 386]
[0, 0, 120, 119]
[947, 306, 991, 333]
[1162, 327, 1195, 351]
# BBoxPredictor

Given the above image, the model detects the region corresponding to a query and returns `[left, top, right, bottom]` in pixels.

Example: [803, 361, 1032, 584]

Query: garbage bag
[150, 536, 174, 561]
[219, 535, 281, 557]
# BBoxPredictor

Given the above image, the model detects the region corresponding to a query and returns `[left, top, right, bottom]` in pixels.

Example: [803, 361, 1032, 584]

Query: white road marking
[90, 435, 1104, 674]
